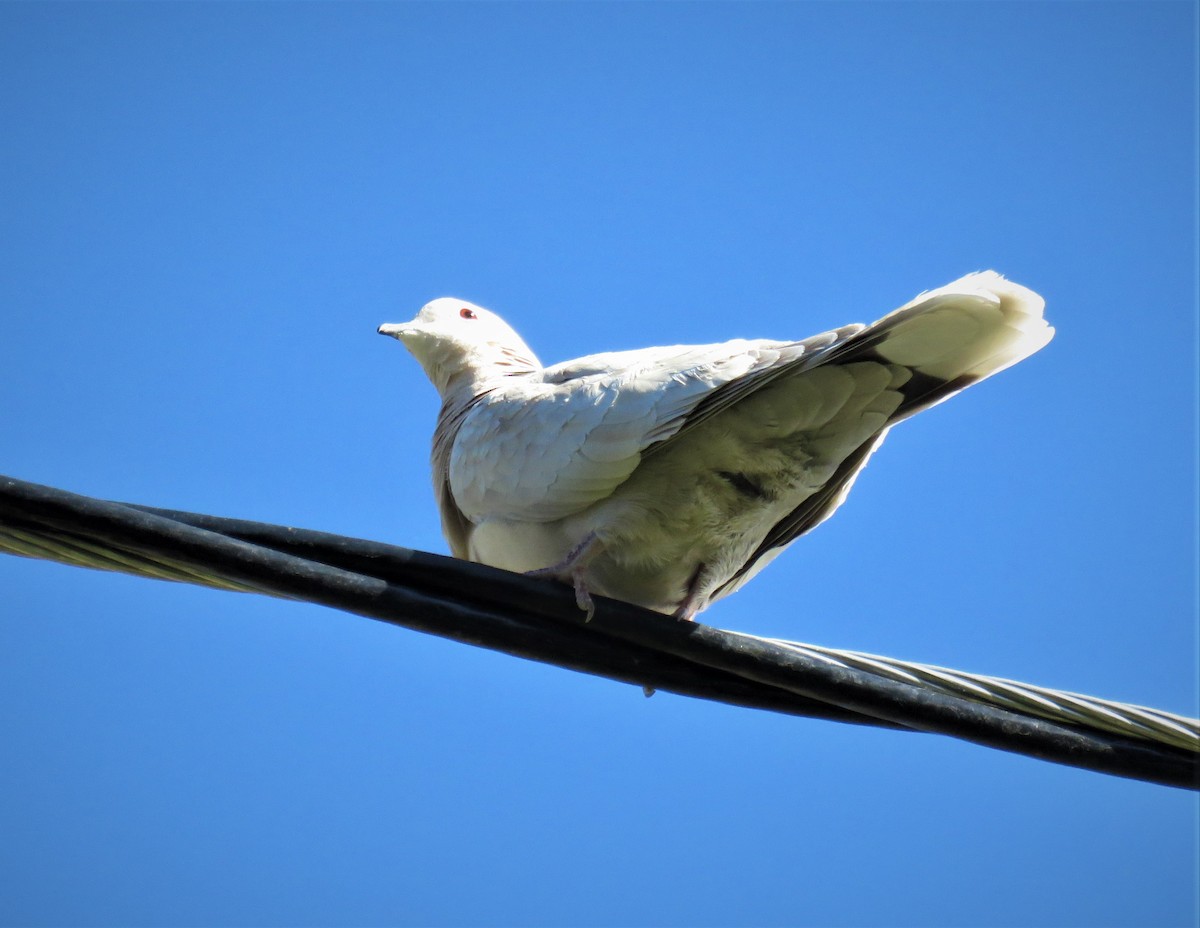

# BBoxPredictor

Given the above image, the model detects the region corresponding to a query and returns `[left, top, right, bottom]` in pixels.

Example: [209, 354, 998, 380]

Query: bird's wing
[446, 333, 859, 525]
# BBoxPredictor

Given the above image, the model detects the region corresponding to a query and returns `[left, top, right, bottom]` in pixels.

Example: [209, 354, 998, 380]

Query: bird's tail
[845, 270, 1054, 420]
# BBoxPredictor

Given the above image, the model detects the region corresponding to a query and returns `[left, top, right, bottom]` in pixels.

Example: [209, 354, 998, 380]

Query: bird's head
[378, 298, 542, 396]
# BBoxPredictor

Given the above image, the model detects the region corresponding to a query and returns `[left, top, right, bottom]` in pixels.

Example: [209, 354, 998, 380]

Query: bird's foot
[671, 602, 700, 622]
[525, 533, 600, 621]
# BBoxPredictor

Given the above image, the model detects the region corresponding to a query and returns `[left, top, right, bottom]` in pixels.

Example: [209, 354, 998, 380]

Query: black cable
[2, 474, 1197, 790]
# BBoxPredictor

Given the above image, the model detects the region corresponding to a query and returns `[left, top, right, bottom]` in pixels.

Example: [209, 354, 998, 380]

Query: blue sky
[1, 3, 1196, 926]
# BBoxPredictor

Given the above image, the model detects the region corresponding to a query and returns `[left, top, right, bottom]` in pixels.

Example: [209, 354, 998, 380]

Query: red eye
[459, 307, 477, 320]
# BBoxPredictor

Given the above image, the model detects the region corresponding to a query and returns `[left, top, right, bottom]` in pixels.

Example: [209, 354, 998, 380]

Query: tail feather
[848, 271, 1053, 420]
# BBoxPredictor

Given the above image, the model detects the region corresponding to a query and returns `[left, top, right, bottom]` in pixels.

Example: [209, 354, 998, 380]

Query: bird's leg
[525, 532, 602, 621]
[671, 563, 709, 622]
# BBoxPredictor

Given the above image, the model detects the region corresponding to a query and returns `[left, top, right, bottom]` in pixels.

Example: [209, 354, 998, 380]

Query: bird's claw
[574, 581, 596, 622]
[524, 562, 596, 621]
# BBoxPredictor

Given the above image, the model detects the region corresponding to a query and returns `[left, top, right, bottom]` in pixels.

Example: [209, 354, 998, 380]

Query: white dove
[379, 272, 1053, 620]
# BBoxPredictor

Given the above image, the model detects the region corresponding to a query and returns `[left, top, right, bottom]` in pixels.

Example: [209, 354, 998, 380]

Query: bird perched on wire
[379, 272, 1053, 620]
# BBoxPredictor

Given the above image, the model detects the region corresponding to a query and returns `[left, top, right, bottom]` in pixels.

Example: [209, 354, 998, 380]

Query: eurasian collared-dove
[379, 271, 1053, 620]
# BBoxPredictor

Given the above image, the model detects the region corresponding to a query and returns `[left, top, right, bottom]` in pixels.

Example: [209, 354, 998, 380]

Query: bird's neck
[437, 345, 542, 402]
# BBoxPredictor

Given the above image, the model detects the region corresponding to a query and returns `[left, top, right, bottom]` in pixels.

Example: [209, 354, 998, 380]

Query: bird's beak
[377, 323, 410, 339]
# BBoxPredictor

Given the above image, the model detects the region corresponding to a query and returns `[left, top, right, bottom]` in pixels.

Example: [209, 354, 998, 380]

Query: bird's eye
[459, 307, 477, 320]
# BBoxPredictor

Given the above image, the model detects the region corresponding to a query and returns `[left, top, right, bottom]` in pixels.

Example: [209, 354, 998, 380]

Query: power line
[2, 474, 1196, 790]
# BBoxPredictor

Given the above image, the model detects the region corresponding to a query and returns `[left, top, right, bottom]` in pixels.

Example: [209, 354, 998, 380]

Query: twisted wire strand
[743, 635, 1199, 753]
[0, 525, 266, 594]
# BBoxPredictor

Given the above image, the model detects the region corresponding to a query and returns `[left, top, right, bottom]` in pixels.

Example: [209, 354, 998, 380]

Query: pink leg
[671, 563, 708, 621]
[525, 532, 601, 621]
[671, 599, 701, 622]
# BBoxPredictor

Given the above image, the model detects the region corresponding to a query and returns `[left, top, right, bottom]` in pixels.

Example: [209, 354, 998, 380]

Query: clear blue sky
[1, 3, 1196, 926]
